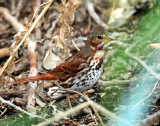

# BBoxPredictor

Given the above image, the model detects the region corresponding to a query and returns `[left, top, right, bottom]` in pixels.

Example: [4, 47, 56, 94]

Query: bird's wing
[51, 52, 87, 75]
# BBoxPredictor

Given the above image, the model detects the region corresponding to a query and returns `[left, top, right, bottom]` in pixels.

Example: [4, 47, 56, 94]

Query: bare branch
[86, 0, 109, 30]
[0, 96, 43, 119]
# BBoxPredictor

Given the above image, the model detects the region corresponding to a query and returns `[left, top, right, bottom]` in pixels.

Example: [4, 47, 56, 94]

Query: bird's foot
[47, 86, 65, 99]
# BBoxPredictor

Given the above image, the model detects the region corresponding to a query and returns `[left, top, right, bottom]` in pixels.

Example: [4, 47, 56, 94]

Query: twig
[47, 13, 59, 36]
[26, 39, 38, 111]
[66, 94, 72, 109]
[99, 78, 137, 86]
[52, 88, 131, 126]
[88, 101, 133, 126]
[109, 40, 128, 47]
[33, 0, 42, 39]
[0, 107, 7, 117]
[71, 40, 80, 51]
[15, 0, 25, 18]
[0, 90, 26, 96]
[0, 0, 54, 77]
[28, 41, 38, 78]
[0, 96, 43, 119]
[31, 1, 47, 24]
[134, 80, 159, 107]
[36, 102, 90, 126]
[86, 0, 109, 30]
[83, 93, 104, 126]
[125, 43, 160, 80]
[0, 7, 24, 31]
[35, 99, 132, 126]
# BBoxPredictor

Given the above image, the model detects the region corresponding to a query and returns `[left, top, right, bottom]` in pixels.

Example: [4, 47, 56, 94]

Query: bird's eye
[97, 36, 102, 39]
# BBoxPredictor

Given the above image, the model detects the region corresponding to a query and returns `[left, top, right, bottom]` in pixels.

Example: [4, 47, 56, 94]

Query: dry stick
[35, 100, 132, 126]
[50, 88, 104, 125]
[66, 89, 132, 125]
[62, 89, 104, 125]
[0, 0, 54, 77]
[0, 107, 7, 117]
[27, 39, 38, 111]
[59, 89, 131, 126]
[32, 0, 43, 39]
[31, 2, 47, 24]
[0, 96, 43, 119]
[89, 101, 133, 126]
[86, 0, 109, 30]
[148, 43, 160, 49]
[83, 93, 105, 126]
[134, 80, 159, 107]
[66, 94, 72, 109]
[0, 7, 24, 31]
[47, 13, 59, 36]
[71, 40, 80, 51]
[99, 78, 137, 86]
[36, 102, 90, 126]
[125, 44, 160, 80]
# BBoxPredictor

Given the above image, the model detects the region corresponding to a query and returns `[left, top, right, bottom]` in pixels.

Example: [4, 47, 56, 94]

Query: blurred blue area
[115, 1, 160, 125]
[118, 50, 160, 125]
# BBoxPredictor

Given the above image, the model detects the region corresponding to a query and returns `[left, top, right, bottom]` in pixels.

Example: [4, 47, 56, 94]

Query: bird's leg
[66, 93, 72, 109]
[83, 93, 104, 126]
[55, 83, 64, 89]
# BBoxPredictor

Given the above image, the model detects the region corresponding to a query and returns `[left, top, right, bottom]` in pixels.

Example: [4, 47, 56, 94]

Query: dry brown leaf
[55, 0, 81, 59]
[5, 62, 15, 75]
[148, 43, 160, 49]
[65, 0, 81, 25]
[42, 49, 62, 70]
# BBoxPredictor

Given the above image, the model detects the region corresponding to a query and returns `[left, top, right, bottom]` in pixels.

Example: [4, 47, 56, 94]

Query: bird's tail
[13, 74, 57, 84]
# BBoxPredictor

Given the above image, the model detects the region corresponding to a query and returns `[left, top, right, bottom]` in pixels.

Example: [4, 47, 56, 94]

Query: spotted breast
[69, 50, 104, 92]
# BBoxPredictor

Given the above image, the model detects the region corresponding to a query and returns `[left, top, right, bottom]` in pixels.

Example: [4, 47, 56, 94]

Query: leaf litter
[0, 0, 160, 125]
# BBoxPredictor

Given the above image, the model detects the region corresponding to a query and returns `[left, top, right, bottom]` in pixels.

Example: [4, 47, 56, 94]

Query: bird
[13, 25, 112, 94]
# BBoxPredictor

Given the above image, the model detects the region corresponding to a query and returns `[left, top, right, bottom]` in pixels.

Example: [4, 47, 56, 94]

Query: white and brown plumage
[14, 25, 112, 93]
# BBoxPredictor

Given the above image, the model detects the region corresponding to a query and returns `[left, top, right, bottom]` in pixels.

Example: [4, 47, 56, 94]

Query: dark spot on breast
[81, 79, 85, 83]
[76, 83, 80, 86]
[96, 63, 102, 70]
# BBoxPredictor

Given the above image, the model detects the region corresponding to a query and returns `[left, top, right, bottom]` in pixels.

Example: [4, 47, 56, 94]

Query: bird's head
[87, 25, 112, 51]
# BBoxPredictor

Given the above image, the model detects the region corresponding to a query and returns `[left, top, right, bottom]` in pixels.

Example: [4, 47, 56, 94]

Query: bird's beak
[104, 36, 113, 42]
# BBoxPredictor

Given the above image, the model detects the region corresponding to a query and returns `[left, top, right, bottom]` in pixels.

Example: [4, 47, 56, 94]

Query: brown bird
[14, 25, 112, 93]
